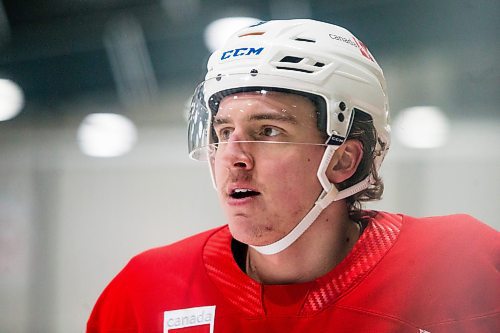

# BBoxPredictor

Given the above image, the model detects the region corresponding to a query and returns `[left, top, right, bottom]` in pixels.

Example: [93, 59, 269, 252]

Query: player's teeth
[230, 188, 258, 199]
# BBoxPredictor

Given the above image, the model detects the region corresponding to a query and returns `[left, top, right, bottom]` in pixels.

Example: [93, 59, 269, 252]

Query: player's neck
[246, 202, 361, 284]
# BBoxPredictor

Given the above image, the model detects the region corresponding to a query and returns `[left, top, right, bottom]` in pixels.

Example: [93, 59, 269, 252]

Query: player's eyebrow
[213, 112, 298, 125]
[249, 113, 298, 124]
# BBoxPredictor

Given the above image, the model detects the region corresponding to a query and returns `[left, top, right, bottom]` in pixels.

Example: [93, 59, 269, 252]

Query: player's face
[212, 91, 326, 247]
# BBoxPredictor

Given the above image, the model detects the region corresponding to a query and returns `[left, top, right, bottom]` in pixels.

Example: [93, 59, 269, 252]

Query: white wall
[0, 119, 498, 332]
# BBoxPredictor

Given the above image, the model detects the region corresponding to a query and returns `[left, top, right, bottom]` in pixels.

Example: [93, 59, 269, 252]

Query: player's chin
[227, 220, 277, 247]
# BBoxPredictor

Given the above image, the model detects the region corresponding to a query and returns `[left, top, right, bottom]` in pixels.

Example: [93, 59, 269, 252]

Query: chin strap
[249, 186, 338, 255]
[250, 145, 371, 255]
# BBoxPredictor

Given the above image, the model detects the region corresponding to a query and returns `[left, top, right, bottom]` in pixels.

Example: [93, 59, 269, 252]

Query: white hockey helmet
[188, 19, 390, 254]
[189, 19, 389, 164]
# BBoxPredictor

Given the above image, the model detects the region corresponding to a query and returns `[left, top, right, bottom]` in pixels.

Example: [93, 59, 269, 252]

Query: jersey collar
[203, 211, 403, 316]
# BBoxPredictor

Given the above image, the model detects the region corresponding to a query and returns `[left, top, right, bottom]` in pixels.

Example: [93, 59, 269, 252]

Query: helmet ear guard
[325, 100, 355, 144]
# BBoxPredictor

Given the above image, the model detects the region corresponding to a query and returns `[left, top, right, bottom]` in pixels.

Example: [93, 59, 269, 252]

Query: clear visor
[188, 75, 328, 161]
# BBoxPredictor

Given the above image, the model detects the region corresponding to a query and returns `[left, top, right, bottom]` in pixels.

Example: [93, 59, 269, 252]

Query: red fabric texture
[87, 212, 500, 332]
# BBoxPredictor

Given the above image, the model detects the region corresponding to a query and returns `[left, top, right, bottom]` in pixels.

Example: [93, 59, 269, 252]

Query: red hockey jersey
[87, 212, 499, 332]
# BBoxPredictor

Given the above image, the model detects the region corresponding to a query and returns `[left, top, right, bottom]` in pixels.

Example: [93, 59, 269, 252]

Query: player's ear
[326, 139, 363, 183]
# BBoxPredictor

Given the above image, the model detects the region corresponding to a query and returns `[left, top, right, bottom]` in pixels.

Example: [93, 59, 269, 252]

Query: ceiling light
[0, 79, 24, 121]
[77, 113, 137, 158]
[204, 17, 261, 52]
[394, 106, 450, 149]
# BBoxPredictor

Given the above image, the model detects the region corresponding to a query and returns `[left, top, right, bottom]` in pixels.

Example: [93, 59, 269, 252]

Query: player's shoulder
[365, 212, 499, 326]
[371, 210, 498, 250]
[126, 225, 227, 271]
[400, 212, 496, 235]
[384, 211, 499, 252]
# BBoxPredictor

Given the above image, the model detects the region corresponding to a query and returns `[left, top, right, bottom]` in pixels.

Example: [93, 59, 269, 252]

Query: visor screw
[338, 113, 345, 122]
[250, 69, 258, 76]
[339, 101, 346, 111]
[216, 74, 222, 81]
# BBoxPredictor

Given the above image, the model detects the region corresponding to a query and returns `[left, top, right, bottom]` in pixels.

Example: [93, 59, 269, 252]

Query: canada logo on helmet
[352, 36, 375, 62]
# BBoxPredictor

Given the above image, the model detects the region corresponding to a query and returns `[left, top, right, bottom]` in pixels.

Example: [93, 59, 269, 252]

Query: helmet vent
[279, 56, 303, 63]
[275, 67, 314, 74]
[272, 55, 326, 74]
[294, 37, 316, 43]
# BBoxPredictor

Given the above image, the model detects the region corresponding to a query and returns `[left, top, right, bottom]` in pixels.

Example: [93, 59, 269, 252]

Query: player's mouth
[229, 188, 261, 199]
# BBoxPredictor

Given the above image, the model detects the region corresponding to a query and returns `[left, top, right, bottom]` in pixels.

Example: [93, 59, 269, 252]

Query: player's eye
[261, 126, 281, 137]
[216, 127, 233, 141]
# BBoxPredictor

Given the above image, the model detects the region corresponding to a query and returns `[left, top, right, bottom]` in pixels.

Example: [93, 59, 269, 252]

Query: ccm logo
[327, 134, 345, 146]
[221, 47, 264, 60]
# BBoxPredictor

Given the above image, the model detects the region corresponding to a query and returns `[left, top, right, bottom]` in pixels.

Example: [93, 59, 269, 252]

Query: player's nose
[218, 140, 254, 170]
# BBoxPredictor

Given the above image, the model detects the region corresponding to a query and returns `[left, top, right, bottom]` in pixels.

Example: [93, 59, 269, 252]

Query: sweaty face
[212, 91, 327, 246]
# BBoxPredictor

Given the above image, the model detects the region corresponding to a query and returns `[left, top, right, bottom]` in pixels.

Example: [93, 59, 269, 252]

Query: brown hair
[336, 110, 385, 222]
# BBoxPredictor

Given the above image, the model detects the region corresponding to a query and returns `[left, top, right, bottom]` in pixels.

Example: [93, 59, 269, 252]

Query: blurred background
[0, 0, 498, 331]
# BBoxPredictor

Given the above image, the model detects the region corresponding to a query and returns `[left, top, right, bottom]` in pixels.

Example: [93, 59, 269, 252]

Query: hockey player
[87, 19, 499, 332]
